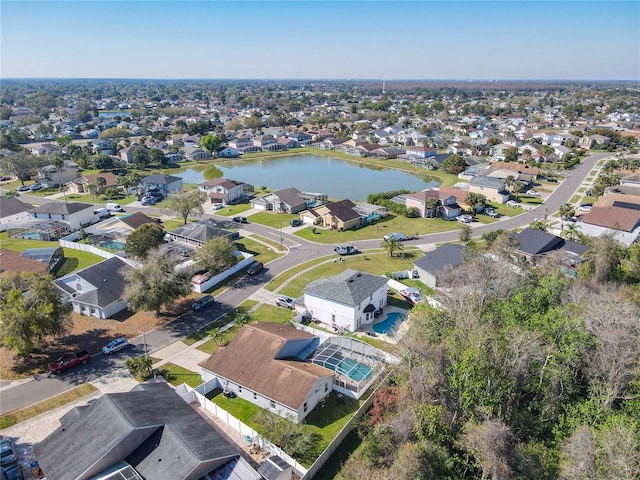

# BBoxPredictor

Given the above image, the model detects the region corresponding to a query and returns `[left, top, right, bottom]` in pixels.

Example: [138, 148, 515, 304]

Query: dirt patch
[0, 294, 200, 380]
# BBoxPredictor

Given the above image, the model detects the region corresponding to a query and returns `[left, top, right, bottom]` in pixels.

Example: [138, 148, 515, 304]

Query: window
[303, 402, 308, 412]
[325, 383, 329, 392]
[253, 392, 257, 400]
[331, 314, 336, 323]
[270, 400, 275, 409]
[238, 386, 242, 393]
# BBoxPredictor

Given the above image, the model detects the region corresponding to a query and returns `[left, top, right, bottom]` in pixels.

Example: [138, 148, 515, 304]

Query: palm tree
[86, 182, 97, 200]
[558, 203, 575, 233]
[512, 180, 524, 201]
[234, 311, 252, 326]
[563, 223, 580, 242]
[504, 175, 515, 196]
[96, 176, 107, 194]
[464, 192, 487, 217]
[51, 155, 67, 203]
[380, 237, 403, 258]
[425, 198, 439, 218]
[529, 219, 548, 232]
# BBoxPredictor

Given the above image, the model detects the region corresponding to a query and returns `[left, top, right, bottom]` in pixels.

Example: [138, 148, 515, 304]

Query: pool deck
[355, 305, 409, 345]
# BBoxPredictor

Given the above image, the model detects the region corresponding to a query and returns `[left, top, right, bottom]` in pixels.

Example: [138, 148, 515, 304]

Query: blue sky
[1, 1, 639, 80]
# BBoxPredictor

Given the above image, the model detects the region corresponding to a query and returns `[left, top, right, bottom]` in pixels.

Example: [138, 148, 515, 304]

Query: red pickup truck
[48, 350, 91, 375]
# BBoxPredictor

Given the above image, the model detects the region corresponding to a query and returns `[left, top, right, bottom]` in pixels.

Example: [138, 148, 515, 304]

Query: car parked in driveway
[526, 189, 541, 197]
[16, 185, 30, 192]
[192, 294, 215, 311]
[233, 216, 248, 223]
[28, 183, 42, 191]
[289, 219, 302, 227]
[506, 200, 521, 207]
[0, 439, 18, 467]
[578, 204, 592, 212]
[486, 209, 500, 218]
[275, 295, 295, 309]
[457, 214, 473, 223]
[247, 261, 264, 275]
[2, 464, 23, 480]
[102, 337, 129, 355]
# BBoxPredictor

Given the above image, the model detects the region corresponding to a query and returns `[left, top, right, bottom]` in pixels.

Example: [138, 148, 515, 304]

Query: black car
[289, 219, 302, 227]
[247, 261, 264, 275]
[192, 294, 215, 311]
[233, 216, 248, 224]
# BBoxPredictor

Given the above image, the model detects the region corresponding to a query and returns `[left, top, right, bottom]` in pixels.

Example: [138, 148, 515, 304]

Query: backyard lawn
[278, 250, 421, 299]
[206, 388, 364, 467]
[156, 362, 202, 389]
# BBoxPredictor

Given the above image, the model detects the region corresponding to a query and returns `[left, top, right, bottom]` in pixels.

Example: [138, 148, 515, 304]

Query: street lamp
[139, 330, 147, 357]
[280, 222, 283, 250]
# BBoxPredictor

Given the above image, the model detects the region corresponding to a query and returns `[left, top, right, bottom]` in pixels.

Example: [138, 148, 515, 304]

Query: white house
[28, 201, 100, 231]
[54, 257, 133, 319]
[199, 323, 334, 424]
[304, 269, 388, 332]
[0, 197, 32, 232]
[198, 178, 246, 206]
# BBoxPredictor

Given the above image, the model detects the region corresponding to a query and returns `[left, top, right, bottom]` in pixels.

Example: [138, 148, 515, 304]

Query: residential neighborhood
[1, 78, 640, 480]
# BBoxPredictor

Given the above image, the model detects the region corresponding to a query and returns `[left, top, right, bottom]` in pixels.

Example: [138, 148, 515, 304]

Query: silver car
[102, 337, 129, 355]
[275, 295, 295, 309]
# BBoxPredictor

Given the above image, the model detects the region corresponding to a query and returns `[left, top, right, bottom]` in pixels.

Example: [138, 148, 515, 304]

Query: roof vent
[356, 273, 361, 277]
[247, 327, 255, 332]
[284, 367, 293, 373]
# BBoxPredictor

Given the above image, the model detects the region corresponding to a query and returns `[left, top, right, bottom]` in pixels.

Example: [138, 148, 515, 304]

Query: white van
[106, 203, 124, 212]
[93, 208, 110, 219]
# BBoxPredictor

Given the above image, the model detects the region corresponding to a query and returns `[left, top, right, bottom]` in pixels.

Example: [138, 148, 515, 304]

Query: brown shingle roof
[580, 206, 640, 232]
[0, 248, 48, 276]
[199, 323, 333, 410]
[119, 212, 159, 230]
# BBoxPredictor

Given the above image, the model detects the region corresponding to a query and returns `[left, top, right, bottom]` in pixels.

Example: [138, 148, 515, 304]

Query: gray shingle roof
[29, 201, 94, 215]
[414, 243, 465, 275]
[304, 269, 388, 306]
[516, 228, 564, 256]
[0, 196, 31, 217]
[34, 382, 250, 480]
[54, 257, 132, 308]
[469, 175, 506, 190]
[168, 221, 236, 243]
[274, 187, 306, 209]
[140, 173, 182, 184]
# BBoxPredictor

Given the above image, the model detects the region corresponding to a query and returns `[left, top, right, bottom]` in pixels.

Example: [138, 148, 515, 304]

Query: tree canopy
[191, 237, 237, 276]
[124, 223, 165, 259]
[164, 188, 206, 224]
[0, 273, 72, 354]
[124, 250, 191, 315]
[440, 154, 467, 174]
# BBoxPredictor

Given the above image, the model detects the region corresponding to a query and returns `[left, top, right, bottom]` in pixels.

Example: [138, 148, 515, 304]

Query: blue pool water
[373, 312, 405, 334]
[336, 358, 373, 382]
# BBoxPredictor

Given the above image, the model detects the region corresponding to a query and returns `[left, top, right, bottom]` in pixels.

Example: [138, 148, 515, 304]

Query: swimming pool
[322, 355, 373, 382]
[372, 312, 405, 334]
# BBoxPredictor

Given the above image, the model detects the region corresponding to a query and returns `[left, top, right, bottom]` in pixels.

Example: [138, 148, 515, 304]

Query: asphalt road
[0, 152, 610, 413]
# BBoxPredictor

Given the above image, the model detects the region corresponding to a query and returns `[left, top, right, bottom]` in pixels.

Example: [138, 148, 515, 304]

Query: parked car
[28, 183, 42, 191]
[275, 295, 295, 309]
[486, 210, 500, 218]
[16, 185, 30, 192]
[2, 464, 23, 480]
[578, 204, 592, 212]
[102, 337, 129, 355]
[289, 219, 302, 227]
[48, 350, 91, 374]
[247, 261, 264, 275]
[233, 216, 248, 224]
[192, 294, 215, 311]
[0, 439, 18, 467]
[0, 176, 11, 182]
[106, 202, 124, 212]
[584, 190, 592, 196]
[526, 189, 541, 197]
[457, 214, 473, 223]
[334, 245, 359, 255]
[213, 203, 224, 210]
[506, 200, 521, 207]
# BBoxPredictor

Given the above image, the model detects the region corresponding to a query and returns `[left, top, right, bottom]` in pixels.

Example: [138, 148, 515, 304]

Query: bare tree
[559, 425, 596, 480]
[459, 419, 517, 480]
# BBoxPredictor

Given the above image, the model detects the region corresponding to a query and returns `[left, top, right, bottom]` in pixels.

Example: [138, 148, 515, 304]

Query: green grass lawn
[156, 362, 202, 389]
[570, 194, 581, 204]
[234, 236, 282, 264]
[216, 202, 253, 216]
[264, 255, 335, 292]
[0, 233, 104, 276]
[206, 388, 363, 467]
[295, 216, 462, 244]
[249, 304, 296, 324]
[279, 251, 420, 298]
[246, 211, 300, 228]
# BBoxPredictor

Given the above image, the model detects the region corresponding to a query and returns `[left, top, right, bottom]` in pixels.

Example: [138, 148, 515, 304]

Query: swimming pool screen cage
[353, 203, 389, 218]
[310, 336, 386, 396]
[7, 220, 70, 241]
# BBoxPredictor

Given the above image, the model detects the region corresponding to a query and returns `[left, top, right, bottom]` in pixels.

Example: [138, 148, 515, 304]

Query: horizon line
[2, 77, 639, 83]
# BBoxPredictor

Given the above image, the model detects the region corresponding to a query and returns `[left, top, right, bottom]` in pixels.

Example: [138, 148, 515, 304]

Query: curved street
[0, 152, 610, 413]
